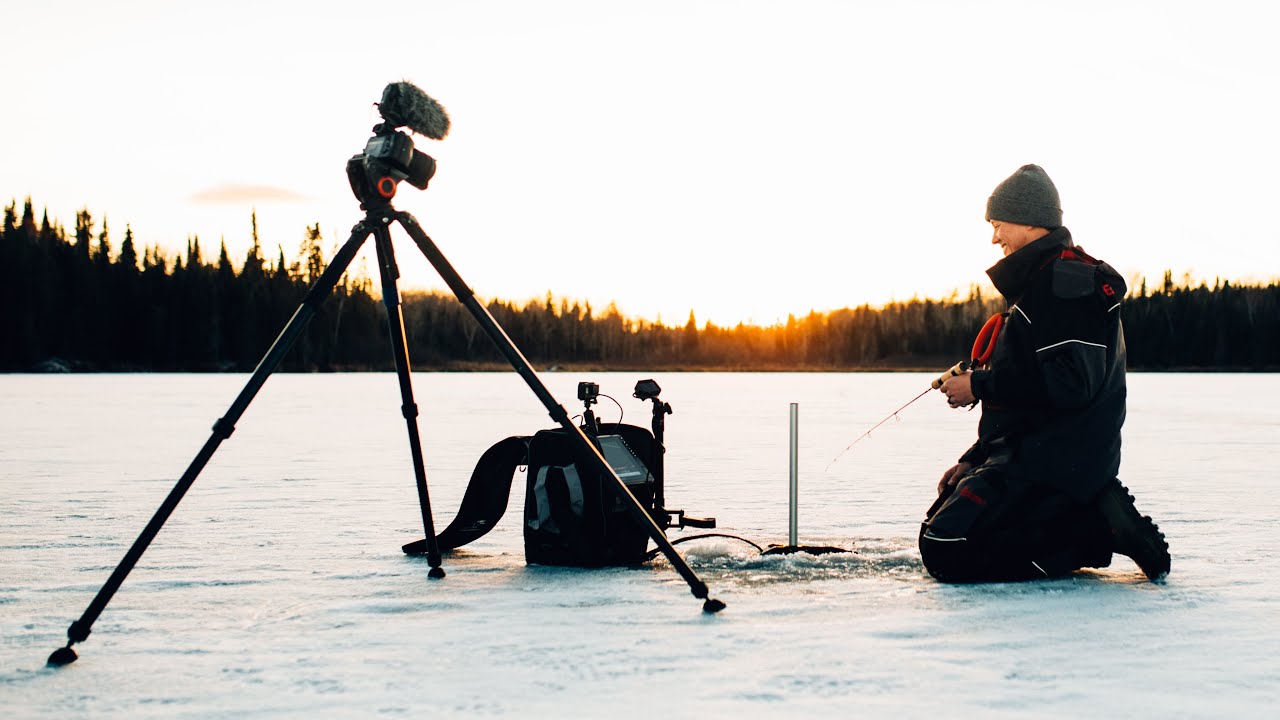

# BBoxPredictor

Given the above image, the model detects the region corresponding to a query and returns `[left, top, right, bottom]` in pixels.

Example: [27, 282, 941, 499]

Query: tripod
[47, 193, 724, 667]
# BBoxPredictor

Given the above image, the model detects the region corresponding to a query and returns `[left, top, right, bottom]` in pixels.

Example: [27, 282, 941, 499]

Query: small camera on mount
[633, 379, 661, 401]
[577, 381, 600, 404]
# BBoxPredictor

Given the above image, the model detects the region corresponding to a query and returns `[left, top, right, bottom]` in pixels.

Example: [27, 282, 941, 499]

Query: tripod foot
[47, 646, 78, 666]
[428, 566, 446, 579]
[702, 598, 726, 614]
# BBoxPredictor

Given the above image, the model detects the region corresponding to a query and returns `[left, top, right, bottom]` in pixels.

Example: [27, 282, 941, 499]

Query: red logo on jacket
[959, 486, 987, 506]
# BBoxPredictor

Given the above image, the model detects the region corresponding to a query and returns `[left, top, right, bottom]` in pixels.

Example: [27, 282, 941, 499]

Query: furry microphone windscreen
[379, 81, 451, 140]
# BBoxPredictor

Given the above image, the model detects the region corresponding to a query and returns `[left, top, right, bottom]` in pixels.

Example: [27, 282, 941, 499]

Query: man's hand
[938, 462, 974, 495]
[941, 372, 975, 408]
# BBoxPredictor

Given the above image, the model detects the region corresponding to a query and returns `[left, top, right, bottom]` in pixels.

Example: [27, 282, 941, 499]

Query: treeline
[3, 199, 1278, 372]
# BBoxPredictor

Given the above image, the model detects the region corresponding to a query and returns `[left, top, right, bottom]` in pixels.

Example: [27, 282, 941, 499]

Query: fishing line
[826, 313, 1005, 471]
[825, 387, 933, 471]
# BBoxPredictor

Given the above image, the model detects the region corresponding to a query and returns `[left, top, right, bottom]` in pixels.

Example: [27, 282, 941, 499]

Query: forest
[3, 198, 1278, 373]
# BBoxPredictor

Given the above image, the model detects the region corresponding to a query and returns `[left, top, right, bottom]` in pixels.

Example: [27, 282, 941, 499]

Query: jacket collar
[986, 226, 1073, 302]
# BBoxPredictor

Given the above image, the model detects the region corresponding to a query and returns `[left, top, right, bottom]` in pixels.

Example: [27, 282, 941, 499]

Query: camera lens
[405, 151, 436, 190]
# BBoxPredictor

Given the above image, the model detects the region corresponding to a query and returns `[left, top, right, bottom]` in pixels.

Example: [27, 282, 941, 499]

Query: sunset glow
[3, 1, 1276, 326]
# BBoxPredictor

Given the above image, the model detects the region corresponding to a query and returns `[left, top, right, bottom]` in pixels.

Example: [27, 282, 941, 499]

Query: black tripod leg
[371, 221, 445, 578]
[393, 211, 724, 613]
[47, 224, 373, 667]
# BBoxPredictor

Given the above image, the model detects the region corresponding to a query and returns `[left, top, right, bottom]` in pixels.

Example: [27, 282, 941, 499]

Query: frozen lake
[2, 372, 1277, 717]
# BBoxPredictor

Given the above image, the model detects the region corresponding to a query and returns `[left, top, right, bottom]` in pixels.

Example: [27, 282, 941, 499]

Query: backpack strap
[429, 435, 530, 551]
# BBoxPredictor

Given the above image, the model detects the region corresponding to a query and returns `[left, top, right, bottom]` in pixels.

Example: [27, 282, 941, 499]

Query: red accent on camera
[376, 177, 397, 198]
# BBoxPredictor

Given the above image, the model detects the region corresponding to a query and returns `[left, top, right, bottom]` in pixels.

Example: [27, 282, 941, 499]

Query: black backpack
[419, 422, 664, 567]
[522, 424, 659, 566]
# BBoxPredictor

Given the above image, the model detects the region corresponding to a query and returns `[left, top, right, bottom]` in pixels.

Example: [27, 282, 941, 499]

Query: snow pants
[918, 462, 1113, 583]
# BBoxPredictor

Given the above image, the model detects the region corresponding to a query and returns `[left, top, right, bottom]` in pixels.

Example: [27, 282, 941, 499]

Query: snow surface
[2, 372, 1277, 718]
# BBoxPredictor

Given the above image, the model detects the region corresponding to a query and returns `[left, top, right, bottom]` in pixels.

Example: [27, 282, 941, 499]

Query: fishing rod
[827, 313, 1004, 470]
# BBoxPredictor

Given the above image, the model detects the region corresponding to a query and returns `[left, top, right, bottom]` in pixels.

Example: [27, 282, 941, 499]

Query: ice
[2, 373, 1277, 717]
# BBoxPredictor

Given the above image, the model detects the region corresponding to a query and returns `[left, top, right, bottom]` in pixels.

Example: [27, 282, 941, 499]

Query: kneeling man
[923, 164, 1170, 582]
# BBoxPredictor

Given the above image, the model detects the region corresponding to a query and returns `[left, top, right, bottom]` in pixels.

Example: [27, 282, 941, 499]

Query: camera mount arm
[633, 379, 715, 530]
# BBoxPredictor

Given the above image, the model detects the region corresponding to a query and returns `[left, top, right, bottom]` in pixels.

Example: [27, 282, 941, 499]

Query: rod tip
[47, 646, 78, 666]
[702, 598, 726, 614]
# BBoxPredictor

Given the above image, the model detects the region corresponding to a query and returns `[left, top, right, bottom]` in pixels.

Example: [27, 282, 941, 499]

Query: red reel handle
[971, 313, 1004, 366]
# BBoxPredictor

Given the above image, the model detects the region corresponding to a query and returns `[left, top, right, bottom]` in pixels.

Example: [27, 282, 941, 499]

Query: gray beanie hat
[985, 164, 1062, 228]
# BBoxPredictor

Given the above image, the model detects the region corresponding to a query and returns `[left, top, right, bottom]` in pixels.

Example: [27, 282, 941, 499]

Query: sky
[3, 0, 1277, 327]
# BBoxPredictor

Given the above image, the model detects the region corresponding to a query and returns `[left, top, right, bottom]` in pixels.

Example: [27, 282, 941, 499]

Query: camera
[633, 379, 661, 401]
[346, 89, 438, 204]
[362, 132, 436, 190]
[577, 381, 600, 404]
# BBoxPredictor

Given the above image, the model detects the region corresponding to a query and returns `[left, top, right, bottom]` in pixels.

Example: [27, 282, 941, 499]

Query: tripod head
[347, 81, 450, 208]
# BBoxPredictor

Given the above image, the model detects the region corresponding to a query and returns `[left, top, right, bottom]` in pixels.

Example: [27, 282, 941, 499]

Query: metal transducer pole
[789, 403, 799, 547]
[762, 402, 848, 556]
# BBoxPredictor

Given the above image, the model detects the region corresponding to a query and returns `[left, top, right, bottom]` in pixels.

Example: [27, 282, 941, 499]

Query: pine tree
[118, 225, 139, 272]
[74, 209, 93, 259]
[683, 310, 699, 358]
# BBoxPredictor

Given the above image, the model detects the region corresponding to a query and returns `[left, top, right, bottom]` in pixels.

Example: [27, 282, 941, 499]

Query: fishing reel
[933, 312, 1005, 408]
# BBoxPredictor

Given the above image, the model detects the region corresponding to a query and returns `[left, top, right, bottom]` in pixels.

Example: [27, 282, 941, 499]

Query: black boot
[1095, 479, 1170, 581]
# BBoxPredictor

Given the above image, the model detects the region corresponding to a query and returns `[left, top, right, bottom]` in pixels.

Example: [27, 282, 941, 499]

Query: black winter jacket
[960, 227, 1128, 503]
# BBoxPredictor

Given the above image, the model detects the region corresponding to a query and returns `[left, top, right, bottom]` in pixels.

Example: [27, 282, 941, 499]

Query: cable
[598, 393, 624, 426]
[645, 533, 765, 560]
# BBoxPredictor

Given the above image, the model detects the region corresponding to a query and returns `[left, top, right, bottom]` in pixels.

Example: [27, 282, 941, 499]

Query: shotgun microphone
[378, 81, 451, 140]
